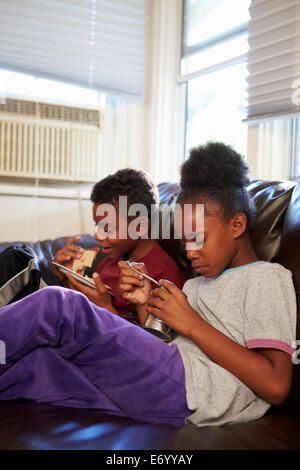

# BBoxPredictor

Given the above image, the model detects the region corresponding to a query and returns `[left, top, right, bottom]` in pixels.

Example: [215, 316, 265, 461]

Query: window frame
[179, 0, 250, 82]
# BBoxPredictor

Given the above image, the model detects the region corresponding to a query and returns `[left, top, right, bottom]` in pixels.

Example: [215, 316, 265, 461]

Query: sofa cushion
[0, 234, 98, 273]
[247, 180, 296, 262]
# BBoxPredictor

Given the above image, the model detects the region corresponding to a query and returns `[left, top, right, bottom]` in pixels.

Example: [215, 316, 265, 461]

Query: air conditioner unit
[0, 99, 103, 182]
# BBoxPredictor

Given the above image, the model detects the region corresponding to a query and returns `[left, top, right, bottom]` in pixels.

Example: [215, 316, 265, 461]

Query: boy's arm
[66, 272, 120, 316]
[117, 261, 152, 326]
[136, 304, 150, 326]
[148, 280, 294, 406]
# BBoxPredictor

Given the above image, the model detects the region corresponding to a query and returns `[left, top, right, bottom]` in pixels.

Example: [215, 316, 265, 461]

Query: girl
[117, 141, 296, 425]
[0, 142, 296, 427]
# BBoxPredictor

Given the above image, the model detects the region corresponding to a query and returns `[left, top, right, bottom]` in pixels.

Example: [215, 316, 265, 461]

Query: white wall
[0, 183, 95, 243]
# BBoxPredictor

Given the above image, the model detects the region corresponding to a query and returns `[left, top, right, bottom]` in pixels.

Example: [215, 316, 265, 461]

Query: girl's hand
[66, 272, 114, 311]
[117, 261, 151, 306]
[148, 279, 199, 336]
[52, 236, 85, 281]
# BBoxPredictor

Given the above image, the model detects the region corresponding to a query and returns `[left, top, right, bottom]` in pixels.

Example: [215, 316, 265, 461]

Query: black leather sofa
[0, 179, 299, 450]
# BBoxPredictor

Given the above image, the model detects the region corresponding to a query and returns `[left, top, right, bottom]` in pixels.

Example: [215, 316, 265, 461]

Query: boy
[52, 168, 186, 325]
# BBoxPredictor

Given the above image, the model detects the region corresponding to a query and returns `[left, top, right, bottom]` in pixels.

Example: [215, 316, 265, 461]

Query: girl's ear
[231, 212, 247, 239]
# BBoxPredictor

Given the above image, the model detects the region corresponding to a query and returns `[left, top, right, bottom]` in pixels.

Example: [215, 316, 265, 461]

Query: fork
[126, 260, 163, 288]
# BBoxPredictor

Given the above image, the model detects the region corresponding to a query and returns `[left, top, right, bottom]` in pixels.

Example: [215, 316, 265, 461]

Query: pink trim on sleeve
[246, 339, 295, 356]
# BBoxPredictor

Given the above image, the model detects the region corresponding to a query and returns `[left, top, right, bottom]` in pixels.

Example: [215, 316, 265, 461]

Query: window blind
[0, 0, 148, 102]
[246, 0, 300, 122]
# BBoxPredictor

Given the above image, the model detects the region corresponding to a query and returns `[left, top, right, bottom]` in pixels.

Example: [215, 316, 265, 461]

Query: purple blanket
[0, 286, 190, 426]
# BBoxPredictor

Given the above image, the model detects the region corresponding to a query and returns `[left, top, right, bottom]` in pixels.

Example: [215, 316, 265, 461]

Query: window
[181, 0, 249, 76]
[181, 0, 251, 157]
[185, 61, 248, 157]
[0, 69, 105, 108]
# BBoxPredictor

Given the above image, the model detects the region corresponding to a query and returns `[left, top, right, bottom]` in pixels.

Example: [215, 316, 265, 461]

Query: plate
[52, 261, 97, 289]
[52, 262, 114, 296]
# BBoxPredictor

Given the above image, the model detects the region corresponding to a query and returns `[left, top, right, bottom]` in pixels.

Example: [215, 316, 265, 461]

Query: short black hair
[177, 142, 256, 229]
[90, 168, 159, 215]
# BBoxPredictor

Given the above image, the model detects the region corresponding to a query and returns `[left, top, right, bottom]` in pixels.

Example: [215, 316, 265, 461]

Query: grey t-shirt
[171, 261, 297, 427]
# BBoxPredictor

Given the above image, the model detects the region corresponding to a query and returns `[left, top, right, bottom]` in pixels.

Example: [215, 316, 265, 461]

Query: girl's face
[179, 202, 239, 278]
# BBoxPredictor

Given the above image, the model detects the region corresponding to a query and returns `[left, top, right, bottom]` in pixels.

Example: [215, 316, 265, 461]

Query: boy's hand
[117, 260, 151, 306]
[66, 272, 114, 311]
[148, 279, 199, 336]
[52, 236, 85, 281]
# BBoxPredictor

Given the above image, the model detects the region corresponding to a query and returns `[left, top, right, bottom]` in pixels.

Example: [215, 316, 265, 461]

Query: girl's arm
[148, 280, 293, 406]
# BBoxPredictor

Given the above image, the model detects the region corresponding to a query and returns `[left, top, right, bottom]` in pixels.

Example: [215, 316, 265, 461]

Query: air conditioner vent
[0, 99, 100, 127]
[0, 99, 37, 116]
[0, 115, 103, 182]
[41, 103, 99, 126]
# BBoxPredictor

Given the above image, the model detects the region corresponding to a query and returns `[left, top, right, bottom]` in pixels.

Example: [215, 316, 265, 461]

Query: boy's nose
[185, 248, 199, 260]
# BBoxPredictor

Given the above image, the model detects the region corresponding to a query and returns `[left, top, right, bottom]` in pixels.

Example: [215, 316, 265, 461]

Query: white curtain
[99, 98, 146, 177]
[99, 0, 186, 184]
[257, 119, 292, 180]
[145, 0, 186, 184]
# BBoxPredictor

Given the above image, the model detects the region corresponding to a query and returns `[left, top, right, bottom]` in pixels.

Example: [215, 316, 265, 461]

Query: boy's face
[179, 204, 237, 278]
[92, 203, 138, 259]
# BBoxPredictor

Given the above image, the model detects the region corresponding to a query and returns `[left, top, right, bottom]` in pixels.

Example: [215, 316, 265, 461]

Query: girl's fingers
[158, 279, 178, 294]
[151, 287, 169, 300]
[147, 305, 162, 317]
[148, 297, 162, 308]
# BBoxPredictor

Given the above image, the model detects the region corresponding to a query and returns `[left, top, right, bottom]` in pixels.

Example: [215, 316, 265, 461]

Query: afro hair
[90, 168, 159, 216]
[177, 142, 256, 229]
